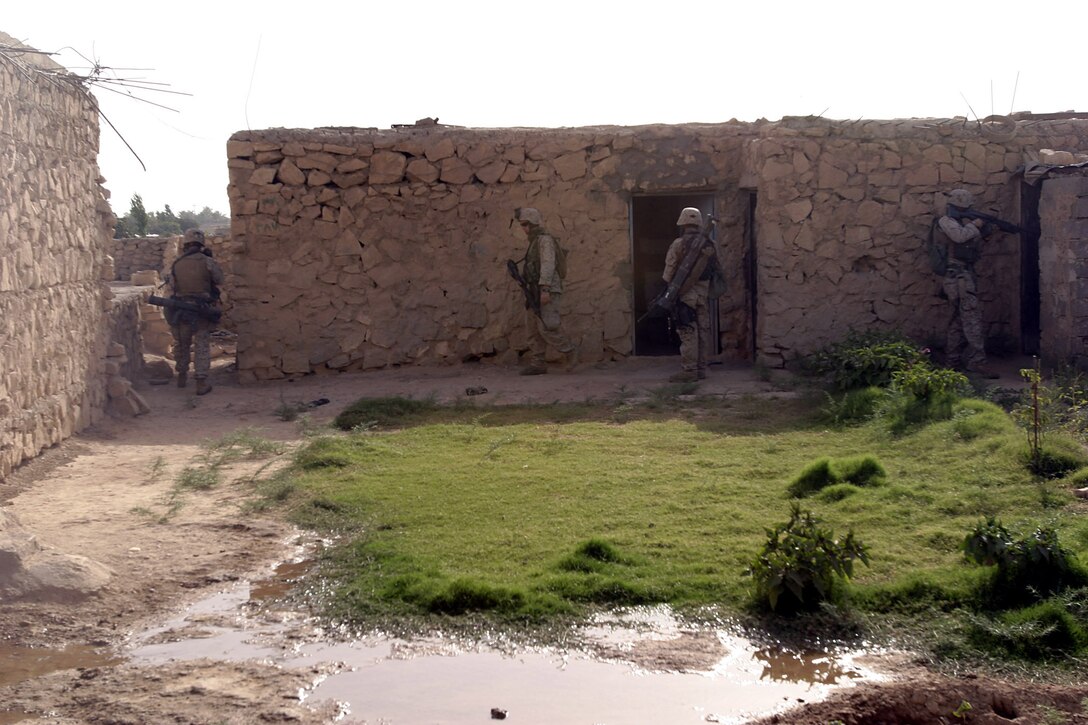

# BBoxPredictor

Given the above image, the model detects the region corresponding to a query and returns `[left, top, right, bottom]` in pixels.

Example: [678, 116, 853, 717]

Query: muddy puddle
[116, 559, 891, 724]
[0, 643, 123, 723]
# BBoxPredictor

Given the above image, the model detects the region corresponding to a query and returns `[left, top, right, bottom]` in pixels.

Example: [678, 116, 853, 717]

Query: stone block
[369, 151, 407, 184]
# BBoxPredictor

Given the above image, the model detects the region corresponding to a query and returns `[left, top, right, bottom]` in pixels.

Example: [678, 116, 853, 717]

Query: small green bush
[875, 365, 971, 434]
[744, 503, 870, 613]
[805, 330, 927, 391]
[965, 517, 1088, 608]
[891, 364, 971, 401]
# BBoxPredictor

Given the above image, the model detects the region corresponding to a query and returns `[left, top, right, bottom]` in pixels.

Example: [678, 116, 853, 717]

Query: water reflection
[0, 643, 121, 688]
[0, 643, 123, 725]
[754, 647, 862, 685]
[122, 570, 889, 725]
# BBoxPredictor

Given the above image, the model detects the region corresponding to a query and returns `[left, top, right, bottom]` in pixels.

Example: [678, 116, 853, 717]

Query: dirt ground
[1, 356, 1086, 724]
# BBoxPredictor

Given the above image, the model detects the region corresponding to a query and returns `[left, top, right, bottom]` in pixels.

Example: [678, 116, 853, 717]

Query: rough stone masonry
[226, 117, 1088, 381]
[0, 32, 116, 479]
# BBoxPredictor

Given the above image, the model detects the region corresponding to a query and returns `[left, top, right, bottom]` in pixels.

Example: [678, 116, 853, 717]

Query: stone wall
[226, 116, 1088, 378]
[1039, 173, 1088, 366]
[225, 124, 752, 381]
[110, 236, 176, 281]
[0, 33, 115, 479]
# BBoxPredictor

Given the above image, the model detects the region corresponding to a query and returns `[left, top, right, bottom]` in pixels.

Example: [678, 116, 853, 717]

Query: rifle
[506, 259, 541, 318]
[147, 295, 222, 323]
[637, 214, 719, 324]
[947, 206, 1021, 235]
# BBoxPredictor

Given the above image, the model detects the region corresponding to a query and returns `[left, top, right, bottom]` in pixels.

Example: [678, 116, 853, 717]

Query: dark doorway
[631, 193, 716, 355]
[1020, 180, 1041, 356]
[744, 191, 758, 360]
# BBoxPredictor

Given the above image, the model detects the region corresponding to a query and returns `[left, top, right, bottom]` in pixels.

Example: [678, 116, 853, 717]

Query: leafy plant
[1015, 359, 1047, 473]
[891, 363, 970, 401]
[744, 503, 870, 613]
[805, 330, 928, 391]
[952, 700, 973, 720]
[965, 517, 1088, 607]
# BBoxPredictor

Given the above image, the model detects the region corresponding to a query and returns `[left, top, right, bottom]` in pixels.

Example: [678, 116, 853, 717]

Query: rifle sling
[675, 235, 712, 297]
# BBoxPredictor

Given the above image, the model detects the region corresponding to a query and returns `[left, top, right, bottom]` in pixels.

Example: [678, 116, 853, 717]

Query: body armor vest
[172, 253, 214, 298]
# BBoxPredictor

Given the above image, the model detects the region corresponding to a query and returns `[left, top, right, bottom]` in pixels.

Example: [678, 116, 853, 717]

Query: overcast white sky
[5, 0, 1085, 216]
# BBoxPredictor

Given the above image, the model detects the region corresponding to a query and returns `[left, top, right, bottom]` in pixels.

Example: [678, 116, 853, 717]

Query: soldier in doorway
[936, 189, 999, 379]
[662, 207, 722, 382]
[165, 229, 224, 394]
[513, 207, 577, 375]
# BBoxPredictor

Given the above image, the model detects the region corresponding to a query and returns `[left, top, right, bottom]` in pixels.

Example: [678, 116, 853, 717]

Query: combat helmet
[947, 189, 975, 210]
[183, 228, 206, 247]
[676, 207, 703, 227]
[515, 207, 542, 227]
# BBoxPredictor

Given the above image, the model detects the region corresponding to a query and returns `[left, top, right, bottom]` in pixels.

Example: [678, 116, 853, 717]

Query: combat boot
[563, 348, 580, 373]
[176, 371, 188, 388]
[195, 378, 213, 395]
[669, 371, 699, 383]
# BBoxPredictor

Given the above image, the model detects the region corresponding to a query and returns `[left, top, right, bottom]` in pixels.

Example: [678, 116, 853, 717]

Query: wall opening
[630, 193, 716, 356]
[744, 191, 758, 360]
[1019, 180, 1041, 356]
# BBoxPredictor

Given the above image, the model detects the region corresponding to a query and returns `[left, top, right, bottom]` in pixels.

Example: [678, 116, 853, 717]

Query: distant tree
[114, 196, 227, 237]
[128, 193, 148, 236]
[148, 204, 182, 236]
[197, 206, 229, 225]
[113, 216, 132, 239]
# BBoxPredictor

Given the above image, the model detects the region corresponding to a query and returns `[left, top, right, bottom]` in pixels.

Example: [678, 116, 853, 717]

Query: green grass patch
[270, 391, 1088, 662]
[786, 454, 886, 498]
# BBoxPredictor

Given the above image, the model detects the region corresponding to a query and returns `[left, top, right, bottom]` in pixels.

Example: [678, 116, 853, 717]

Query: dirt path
[0, 358, 1084, 724]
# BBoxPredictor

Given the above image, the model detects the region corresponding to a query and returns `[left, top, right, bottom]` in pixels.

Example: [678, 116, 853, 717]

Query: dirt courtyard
[1, 357, 1086, 724]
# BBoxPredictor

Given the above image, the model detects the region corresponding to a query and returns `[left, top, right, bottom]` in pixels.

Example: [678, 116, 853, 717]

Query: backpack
[551, 235, 568, 280]
[927, 218, 947, 276]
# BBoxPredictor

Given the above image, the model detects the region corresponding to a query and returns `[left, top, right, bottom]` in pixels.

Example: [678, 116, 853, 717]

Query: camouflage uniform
[662, 208, 718, 381]
[516, 208, 575, 374]
[167, 230, 224, 394]
[937, 190, 988, 372]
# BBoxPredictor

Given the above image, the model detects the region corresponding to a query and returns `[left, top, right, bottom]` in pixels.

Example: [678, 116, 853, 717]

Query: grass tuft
[333, 397, 437, 430]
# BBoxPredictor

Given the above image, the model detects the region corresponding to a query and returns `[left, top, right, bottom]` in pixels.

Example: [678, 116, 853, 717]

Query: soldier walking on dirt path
[514, 207, 577, 375]
[165, 229, 224, 395]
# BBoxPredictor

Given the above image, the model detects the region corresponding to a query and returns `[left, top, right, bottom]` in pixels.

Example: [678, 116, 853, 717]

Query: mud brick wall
[110, 236, 176, 281]
[0, 33, 115, 479]
[1038, 174, 1088, 366]
[227, 116, 1088, 377]
[226, 125, 751, 381]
